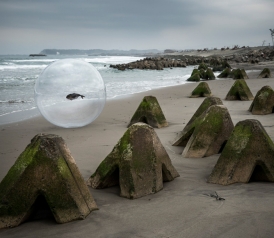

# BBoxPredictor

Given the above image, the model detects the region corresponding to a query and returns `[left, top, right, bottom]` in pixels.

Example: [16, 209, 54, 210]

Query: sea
[0, 54, 196, 125]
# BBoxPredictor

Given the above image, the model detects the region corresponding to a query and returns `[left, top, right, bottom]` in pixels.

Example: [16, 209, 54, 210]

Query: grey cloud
[0, 0, 200, 31]
[0, 0, 274, 54]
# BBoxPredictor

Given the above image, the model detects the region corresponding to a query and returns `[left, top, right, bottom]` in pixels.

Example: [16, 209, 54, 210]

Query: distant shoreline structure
[29, 54, 46, 57]
[39, 49, 161, 56]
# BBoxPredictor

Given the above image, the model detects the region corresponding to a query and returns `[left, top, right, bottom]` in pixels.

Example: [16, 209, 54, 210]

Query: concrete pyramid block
[87, 123, 179, 199]
[225, 79, 254, 101]
[0, 134, 98, 229]
[190, 82, 212, 98]
[128, 96, 168, 128]
[191, 68, 200, 76]
[208, 119, 274, 185]
[198, 63, 208, 70]
[203, 68, 216, 80]
[217, 68, 231, 78]
[248, 85, 274, 115]
[173, 97, 223, 146]
[187, 73, 200, 82]
[173, 105, 233, 158]
[233, 68, 249, 79]
[258, 68, 272, 78]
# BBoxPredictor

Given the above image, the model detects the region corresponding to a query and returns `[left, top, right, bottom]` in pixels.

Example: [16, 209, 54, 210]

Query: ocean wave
[0, 99, 33, 103]
[0, 106, 37, 117]
[83, 56, 144, 65]
[9, 59, 57, 63]
[0, 64, 48, 70]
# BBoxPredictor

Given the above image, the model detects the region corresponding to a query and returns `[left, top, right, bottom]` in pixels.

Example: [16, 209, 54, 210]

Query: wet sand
[1, 62, 274, 237]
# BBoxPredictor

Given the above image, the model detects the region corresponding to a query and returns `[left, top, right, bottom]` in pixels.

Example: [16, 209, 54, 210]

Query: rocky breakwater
[110, 47, 274, 71]
[110, 57, 187, 71]
[223, 47, 274, 64]
[166, 48, 274, 66]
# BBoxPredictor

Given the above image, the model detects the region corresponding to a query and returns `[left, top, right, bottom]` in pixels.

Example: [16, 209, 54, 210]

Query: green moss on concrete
[225, 79, 253, 101]
[0, 142, 39, 196]
[198, 63, 208, 70]
[0, 134, 98, 225]
[190, 82, 211, 97]
[233, 69, 249, 79]
[204, 68, 216, 80]
[249, 85, 274, 114]
[258, 68, 272, 78]
[128, 96, 168, 128]
[191, 69, 200, 76]
[208, 119, 274, 185]
[217, 68, 231, 78]
[89, 123, 179, 199]
[179, 105, 233, 157]
[187, 73, 200, 82]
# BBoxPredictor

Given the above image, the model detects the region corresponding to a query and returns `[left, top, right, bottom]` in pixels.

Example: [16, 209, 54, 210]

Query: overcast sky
[1, 0, 274, 54]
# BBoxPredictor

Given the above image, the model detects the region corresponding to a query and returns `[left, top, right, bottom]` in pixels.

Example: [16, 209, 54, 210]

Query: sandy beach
[1, 60, 274, 237]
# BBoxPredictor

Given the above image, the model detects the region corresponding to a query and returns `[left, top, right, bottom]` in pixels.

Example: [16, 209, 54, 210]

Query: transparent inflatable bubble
[35, 59, 106, 128]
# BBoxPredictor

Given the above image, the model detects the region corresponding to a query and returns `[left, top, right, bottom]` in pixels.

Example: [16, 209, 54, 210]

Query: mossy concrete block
[203, 68, 216, 80]
[233, 69, 249, 79]
[173, 97, 223, 146]
[190, 82, 212, 98]
[208, 119, 274, 185]
[187, 73, 200, 82]
[198, 63, 208, 70]
[199, 69, 206, 79]
[258, 68, 272, 78]
[128, 96, 168, 128]
[87, 123, 179, 199]
[225, 79, 254, 101]
[191, 68, 200, 76]
[212, 61, 231, 72]
[0, 134, 98, 229]
[228, 69, 236, 78]
[249, 85, 274, 115]
[174, 105, 233, 158]
[217, 68, 231, 78]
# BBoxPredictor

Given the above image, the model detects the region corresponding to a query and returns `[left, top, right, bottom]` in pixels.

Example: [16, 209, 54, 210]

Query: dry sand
[1, 62, 274, 237]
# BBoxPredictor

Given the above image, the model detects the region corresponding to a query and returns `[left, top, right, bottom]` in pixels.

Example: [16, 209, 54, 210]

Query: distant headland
[39, 49, 161, 56]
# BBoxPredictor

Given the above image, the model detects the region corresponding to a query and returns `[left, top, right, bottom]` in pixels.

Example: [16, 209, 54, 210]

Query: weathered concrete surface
[190, 82, 212, 98]
[258, 68, 272, 78]
[198, 63, 208, 70]
[225, 79, 254, 101]
[128, 96, 168, 128]
[173, 105, 234, 158]
[232, 69, 249, 79]
[188, 66, 215, 81]
[0, 134, 98, 229]
[217, 68, 231, 78]
[208, 119, 274, 185]
[248, 85, 274, 115]
[173, 97, 223, 146]
[87, 123, 179, 199]
[203, 68, 216, 80]
[187, 72, 200, 82]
